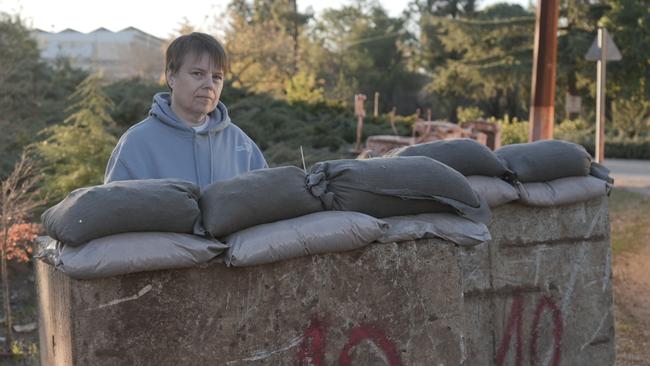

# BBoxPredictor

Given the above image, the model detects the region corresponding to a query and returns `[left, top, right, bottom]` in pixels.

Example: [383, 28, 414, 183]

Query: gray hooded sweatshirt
[105, 92, 267, 188]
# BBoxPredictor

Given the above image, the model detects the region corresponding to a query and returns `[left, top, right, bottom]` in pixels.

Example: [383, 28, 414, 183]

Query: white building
[33, 27, 165, 81]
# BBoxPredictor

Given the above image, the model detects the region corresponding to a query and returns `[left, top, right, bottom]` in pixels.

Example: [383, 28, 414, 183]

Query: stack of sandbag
[495, 140, 613, 207]
[198, 166, 387, 267]
[200, 160, 492, 267]
[386, 139, 519, 207]
[40, 179, 226, 279]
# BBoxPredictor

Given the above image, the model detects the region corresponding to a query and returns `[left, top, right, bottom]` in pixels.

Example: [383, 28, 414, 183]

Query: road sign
[585, 30, 622, 61]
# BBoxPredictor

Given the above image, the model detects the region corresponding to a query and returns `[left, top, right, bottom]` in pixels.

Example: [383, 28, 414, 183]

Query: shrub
[490, 115, 528, 145]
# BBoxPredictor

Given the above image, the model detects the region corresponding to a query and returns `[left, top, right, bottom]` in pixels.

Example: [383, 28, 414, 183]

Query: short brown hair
[164, 32, 229, 88]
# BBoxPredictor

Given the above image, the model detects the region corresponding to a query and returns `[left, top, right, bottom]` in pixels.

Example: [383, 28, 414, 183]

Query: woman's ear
[166, 70, 175, 89]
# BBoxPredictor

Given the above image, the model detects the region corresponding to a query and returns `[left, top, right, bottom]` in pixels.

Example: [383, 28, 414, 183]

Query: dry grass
[609, 188, 650, 365]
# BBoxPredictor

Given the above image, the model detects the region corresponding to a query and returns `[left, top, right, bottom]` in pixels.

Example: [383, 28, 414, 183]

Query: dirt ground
[610, 189, 650, 365]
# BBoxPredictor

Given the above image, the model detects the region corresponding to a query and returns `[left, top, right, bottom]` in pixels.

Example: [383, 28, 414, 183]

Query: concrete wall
[460, 196, 614, 365]
[37, 240, 466, 365]
[36, 197, 614, 365]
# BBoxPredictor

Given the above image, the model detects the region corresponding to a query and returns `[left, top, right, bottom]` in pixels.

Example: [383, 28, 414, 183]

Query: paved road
[604, 159, 650, 195]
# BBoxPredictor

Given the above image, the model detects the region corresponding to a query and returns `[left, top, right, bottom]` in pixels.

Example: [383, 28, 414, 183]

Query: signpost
[354, 94, 367, 151]
[585, 28, 622, 163]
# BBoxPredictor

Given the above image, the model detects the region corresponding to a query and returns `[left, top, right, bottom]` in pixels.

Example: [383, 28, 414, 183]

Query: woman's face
[167, 52, 224, 125]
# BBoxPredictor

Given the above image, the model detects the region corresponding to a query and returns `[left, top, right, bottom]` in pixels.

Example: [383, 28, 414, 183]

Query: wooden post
[389, 107, 398, 135]
[373, 92, 379, 117]
[595, 28, 607, 163]
[354, 94, 367, 152]
[529, 0, 560, 141]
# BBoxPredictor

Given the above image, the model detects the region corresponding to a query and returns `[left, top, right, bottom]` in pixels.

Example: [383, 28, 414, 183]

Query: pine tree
[36, 74, 117, 199]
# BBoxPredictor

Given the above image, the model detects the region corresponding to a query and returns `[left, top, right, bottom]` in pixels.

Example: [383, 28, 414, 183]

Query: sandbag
[200, 166, 323, 238]
[515, 176, 612, 207]
[590, 162, 614, 184]
[42, 233, 227, 280]
[377, 213, 491, 247]
[307, 157, 491, 223]
[42, 179, 201, 246]
[467, 176, 518, 208]
[387, 139, 512, 178]
[225, 211, 388, 267]
[495, 140, 591, 182]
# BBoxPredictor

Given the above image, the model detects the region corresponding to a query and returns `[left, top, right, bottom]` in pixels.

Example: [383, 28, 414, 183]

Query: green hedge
[580, 140, 650, 160]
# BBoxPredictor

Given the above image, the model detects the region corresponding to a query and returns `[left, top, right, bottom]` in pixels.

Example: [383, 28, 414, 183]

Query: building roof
[118, 26, 165, 42]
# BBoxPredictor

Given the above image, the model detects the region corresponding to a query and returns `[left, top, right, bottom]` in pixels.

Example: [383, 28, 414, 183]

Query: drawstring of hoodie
[192, 134, 202, 187]
[193, 131, 216, 187]
[208, 133, 214, 183]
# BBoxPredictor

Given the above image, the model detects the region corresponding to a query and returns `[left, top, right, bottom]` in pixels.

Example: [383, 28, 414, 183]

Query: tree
[224, 0, 310, 95]
[310, 3, 422, 111]
[36, 74, 117, 200]
[103, 77, 166, 132]
[601, 0, 650, 100]
[284, 70, 325, 104]
[0, 153, 44, 353]
[416, 4, 534, 121]
[0, 14, 88, 178]
[408, 0, 477, 19]
[0, 14, 46, 179]
[6, 223, 39, 263]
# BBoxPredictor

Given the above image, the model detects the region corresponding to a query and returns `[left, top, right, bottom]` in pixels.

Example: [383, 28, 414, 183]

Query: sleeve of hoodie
[249, 139, 268, 170]
[104, 141, 136, 183]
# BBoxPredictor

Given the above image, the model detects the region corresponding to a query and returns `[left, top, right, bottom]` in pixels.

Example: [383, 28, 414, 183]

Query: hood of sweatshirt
[146, 92, 231, 186]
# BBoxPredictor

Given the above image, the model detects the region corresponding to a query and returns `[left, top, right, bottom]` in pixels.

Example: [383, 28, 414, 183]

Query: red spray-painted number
[495, 293, 563, 366]
[297, 318, 403, 366]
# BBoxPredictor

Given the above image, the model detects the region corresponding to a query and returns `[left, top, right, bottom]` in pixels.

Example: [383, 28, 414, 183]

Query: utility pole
[529, 0, 560, 141]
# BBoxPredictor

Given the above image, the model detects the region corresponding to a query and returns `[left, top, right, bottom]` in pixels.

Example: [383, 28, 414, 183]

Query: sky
[0, 0, 532, 40]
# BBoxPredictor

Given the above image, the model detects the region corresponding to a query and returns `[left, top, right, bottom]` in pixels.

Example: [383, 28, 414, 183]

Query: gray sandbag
[590, 162, 614, 184]
[377, 213, 491, 247]
[45, 233, 227, 280]
[515, 176, 612, 207]
[467, 176, 518, 208]
[307, 157, 491, 224]
[495, 140, 591, 182]
[42, 179, 201, 246]
[387, 139, 512, 178]
[225, 211, 388, 267]
[34, 236, 61, 266]
[200, 166, 323, 238]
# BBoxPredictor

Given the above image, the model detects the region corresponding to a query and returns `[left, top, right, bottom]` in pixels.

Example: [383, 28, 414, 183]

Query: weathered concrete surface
[37, 240, 465, 365]
[460, 196, 614, 365]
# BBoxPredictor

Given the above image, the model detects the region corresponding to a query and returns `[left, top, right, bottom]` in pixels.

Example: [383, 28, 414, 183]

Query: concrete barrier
[36, 197, 614, 365]
[36, 240, 466, 365]
[460, 196, 614, 365]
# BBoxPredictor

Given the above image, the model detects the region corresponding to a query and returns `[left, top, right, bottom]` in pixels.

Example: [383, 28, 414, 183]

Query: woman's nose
[202, 76, 215, 89]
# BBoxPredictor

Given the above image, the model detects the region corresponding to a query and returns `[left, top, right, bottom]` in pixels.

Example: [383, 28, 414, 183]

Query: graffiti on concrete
[297, 318, 403, 366]
[495, 292, 563, 366]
